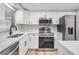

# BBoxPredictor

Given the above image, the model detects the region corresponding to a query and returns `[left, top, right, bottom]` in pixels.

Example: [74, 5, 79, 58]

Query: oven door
[39, 37, 54, 48]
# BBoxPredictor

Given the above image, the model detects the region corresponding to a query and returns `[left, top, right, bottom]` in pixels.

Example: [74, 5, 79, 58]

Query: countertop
[0, 31, 62, 53]
[0, 32, 28, 53]
[57, 41, 79, 55]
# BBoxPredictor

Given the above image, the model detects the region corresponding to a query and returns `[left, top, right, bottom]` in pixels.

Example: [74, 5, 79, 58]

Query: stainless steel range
[39, 17, 54, 48]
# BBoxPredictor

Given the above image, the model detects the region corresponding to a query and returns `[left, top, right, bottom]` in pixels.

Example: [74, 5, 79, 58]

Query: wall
[17, 11, 76, 33]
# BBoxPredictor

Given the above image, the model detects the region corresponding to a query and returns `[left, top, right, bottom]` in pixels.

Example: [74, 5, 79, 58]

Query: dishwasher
[0, 41, 19, 55]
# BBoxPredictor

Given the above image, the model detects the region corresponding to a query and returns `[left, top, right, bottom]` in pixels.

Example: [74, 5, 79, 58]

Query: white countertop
[0, 32, 28, 53]
[57, 41, 79, 55]
[0, 31, 62, 53]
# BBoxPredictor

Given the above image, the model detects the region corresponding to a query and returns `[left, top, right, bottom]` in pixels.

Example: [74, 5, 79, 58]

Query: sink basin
[6, 34, 24, 38]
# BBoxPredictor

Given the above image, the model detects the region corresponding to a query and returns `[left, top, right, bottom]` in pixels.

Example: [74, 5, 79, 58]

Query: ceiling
[21, 3, 79, 12]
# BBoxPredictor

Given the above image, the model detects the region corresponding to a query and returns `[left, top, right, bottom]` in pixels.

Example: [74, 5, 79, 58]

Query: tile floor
[26, 48, 58, 55]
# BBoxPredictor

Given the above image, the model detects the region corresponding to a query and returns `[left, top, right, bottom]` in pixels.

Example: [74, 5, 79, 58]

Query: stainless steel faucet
[10, 25, 17, 35]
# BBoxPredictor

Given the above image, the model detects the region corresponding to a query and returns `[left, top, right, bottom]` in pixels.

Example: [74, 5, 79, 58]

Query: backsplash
[17, 24, 39, 33]
[16, 24, 57, 33]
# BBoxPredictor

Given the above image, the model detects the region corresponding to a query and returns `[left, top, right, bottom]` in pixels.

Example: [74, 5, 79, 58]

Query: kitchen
[0, 3, 79, 55]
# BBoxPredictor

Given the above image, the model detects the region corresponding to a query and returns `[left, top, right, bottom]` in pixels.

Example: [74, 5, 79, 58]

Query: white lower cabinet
[19, 36, 29, 55]
[29, 34, 39, 48]
[19, 34, 39, 55]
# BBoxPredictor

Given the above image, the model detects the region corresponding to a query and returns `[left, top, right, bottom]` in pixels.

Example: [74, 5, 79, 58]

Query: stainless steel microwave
[39, 18, 52, 24]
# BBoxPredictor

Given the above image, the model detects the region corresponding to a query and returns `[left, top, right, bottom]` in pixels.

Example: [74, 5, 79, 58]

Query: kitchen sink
[6, 34, 24, 38]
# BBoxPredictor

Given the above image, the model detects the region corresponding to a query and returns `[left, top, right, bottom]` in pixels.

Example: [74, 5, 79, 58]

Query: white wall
[17, 11, 76, 33]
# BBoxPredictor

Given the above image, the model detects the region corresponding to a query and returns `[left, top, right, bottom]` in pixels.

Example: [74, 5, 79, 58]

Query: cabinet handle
[24, 41, 27, 46]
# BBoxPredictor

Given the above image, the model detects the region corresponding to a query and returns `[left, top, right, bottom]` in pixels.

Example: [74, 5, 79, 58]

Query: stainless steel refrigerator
[57, 15, 76, 40]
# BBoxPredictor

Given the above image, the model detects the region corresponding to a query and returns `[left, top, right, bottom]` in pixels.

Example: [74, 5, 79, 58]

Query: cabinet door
[0, 4, 2, 19]
[46, 12, 53, 18]
[23, 11, 30, 24]
[15, 10, 31, 24]
[30, 34, 38, 48]
[30, 13, 39, 24]
[28, 35, 31, 48]
[0, 4, 5, 20]
[52, 18, 59, 24]
[30, 12, 47, 24]
[15, 10, 24, 24]
[19, 36, 28, 55]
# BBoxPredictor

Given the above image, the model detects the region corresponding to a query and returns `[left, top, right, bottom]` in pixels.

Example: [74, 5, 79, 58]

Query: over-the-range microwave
[39, 18, 52, 24]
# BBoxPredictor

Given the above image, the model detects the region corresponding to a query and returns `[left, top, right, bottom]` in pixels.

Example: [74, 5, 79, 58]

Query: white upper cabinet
[15, 11, 59, 25]
[15, 10, 23, 24]
[15, 10, 30, 24]
[23, 11, 31, 24]
[30, 12, 52, 24]
[32, 12, 59, 25]
[46, 12, 53, 18]
[30, 12, 39, 24]
[52, 17, 59, 24]
[47, 12, 59, 24]
[30, 12, 45, 24]
[0, 4, 5, 20]
[0, 4, 11, 29]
